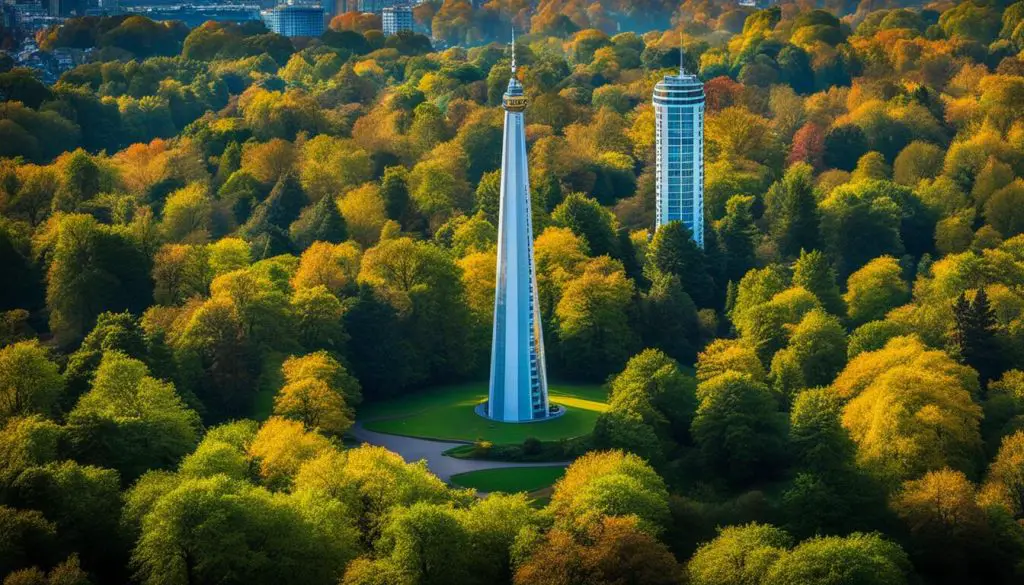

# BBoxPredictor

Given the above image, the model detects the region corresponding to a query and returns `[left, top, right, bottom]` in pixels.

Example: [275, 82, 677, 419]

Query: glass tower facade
[653, 71, 706, 247]
[486, 49, 550, 423]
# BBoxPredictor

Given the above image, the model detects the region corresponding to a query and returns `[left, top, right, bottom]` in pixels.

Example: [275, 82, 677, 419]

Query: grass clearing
[360, 381, 607, 443]
[450, 466, 567, 493]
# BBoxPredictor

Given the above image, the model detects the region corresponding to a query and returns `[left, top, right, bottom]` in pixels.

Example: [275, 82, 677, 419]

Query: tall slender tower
[486, 34, 550, 423]
[653, 62, 706, 247]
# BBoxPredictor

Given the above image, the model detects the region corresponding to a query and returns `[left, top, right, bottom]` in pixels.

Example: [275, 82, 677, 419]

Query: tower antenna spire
[679, 30, 684, 75]
[511, 28, 517, 74]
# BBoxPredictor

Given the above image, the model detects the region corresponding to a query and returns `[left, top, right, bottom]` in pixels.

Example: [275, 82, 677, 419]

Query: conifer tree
[952, 288, 1001, 385]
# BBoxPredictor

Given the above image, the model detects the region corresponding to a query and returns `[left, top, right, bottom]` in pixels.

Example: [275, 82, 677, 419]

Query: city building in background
[485, 37, 551, 424]
[261, 2, 324, 37]
[653, 66, 706, 248]
[48, 0, 85, 17]
[381, 4, 410, 35]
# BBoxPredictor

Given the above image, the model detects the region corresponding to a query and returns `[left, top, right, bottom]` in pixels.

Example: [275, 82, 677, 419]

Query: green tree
[687, 523, 792, 585]
[717, 195, 758, 284]
[844, 257, 909, 326]
[792, 249, 843, 315]
[46, 214, 152, 346]
[132, 475, 356, 585]
[647, 221, 715, 308]
[764, 163, 819, 258]
[951, 288, 1002, 384]
[289, 194, 347, 250]
[763, 533, 911, 585]
[550, 193, 619, 258]
[65, 351, 200, 483]
[9, 461, 124, 581]
[0, 342, 62, 423]
[639, 273, 699, 365]
[692, 372, 788, 485]
[555, 258, 637, 381]
[550, 450, 670, 536]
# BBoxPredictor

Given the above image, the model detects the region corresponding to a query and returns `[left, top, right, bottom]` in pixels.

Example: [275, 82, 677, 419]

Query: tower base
[474, 402, 566, 423]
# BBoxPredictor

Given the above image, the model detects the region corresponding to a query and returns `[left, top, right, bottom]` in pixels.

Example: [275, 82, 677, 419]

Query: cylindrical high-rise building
[485, 39, 550, 423]
[653, 70, 705, 248]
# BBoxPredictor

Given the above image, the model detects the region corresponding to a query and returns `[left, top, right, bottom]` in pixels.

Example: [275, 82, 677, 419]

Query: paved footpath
[350, 422, 570, 482]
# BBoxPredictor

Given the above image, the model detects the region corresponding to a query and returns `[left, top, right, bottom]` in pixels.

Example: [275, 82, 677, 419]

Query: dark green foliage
[647, 221, 715, 308]
[7, 461, 126, 581]
[550, 193, 618, 258]
[289, 194, 347, 250]
[792, 249, 844, 315]
[692, 372, 788, 486]
[717, 195, 758, 284]
[218, 170, 264, 225]
[0, 68, 52, 109]
[380, 165, 416, 229]
[342, 285, 414, 400]
[764, 163, 819, 258]
[640, 273, 699, 365]
[241, 173, 307, 257]
[952, 288, 1002, 384]
[823, 124, 868, 171]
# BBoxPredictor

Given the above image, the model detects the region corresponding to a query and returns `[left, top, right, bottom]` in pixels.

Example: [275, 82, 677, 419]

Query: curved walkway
[350, 422, 570, 483]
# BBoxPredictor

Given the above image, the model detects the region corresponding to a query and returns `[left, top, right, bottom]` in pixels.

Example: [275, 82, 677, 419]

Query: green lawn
[360, 381, 608, 443]
[450, 466, 567, 493]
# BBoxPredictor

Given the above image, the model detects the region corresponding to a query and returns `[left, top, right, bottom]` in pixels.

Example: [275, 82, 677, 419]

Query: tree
[291, 285, 347, 354]
[717, 195, 758, 284]
[687, 523, 792, 585]
[339, 184, 387, 247]
[823, 124, 868, 171]
[639, 273, 699, 365]
[289, 194, 347, 250]
[273, 352, 359, 435]
[555, 257, 637, 381]
[358, 237, 474, 384]
[763, 533, 911, 585]
[789, 388, 855, 473]
[514, 516, 683, 585]
[373, 502, 470, 585]
[696, 339, 767, 383]
[951, 288, 1002, 384]
[771, 310, 847, 397]
[984, 180, 1024, 237]
[819, 186, 904, 279]
[892, 468, 994, 583]
[0, 341, 62, 423]
[152, 244, 209, 306]
[595, 349, 697, 463]
[160, 183, 213, 243]
[692, 372, 788, 485]
[9, 461, 124, 581]
[46, 214, 152, 346]
[241, 173, 308, 257]
[0, 506, 59, 578]
[51, 150, 100, 213]
[843, 257, 909, 326]
[247, 417, 333, 489]
[173, 296, 258, 421]
[764, 163, 819, 258]
[841, 337, 983, 487]
[550, 193, 619, 258]
[981, 429, 1024, 521]
[893, 141, 944, 186]
[549, 450, 670, 536]
[291, 241, 361, 297]
[294, 445, 455, 547]
[792, 249, 843, 315]
[132, 475, 356, 585]
[646, 221, 715, 308]
[66, 351, 199, 482]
